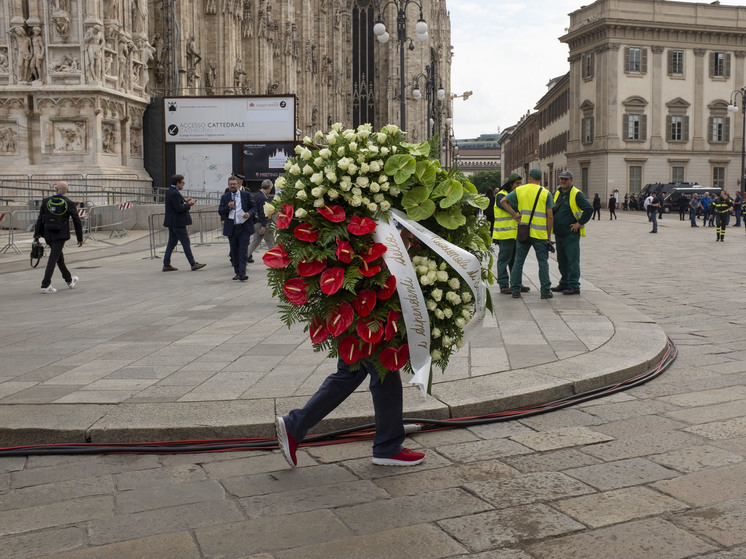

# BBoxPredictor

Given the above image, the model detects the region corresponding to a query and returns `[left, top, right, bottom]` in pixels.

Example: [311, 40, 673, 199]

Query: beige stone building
[561, 0, 746, 199]
[0, 0, 452, 190]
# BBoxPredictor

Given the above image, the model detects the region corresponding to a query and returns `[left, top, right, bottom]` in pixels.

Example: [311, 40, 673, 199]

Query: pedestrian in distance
[33, 181, 83, 293]
[700, 191, 712, 226]
[623, 193, 629, 211]
[678, 194, 690, 221]
[591, 193, 601, 220]
[689, 193, 700, 227]
[712, 190, 733, 242]
[246, 179, 276, 265]
[733, 191, 742, 227]
[649, 192, 661, 233]
[218, 175, 256, 281]
[550, 170, 593, 295]
[644, 192, 654, 221]
[492, 173, 530, 295]
[162, 174, 206, 272]
[499, 168, 555, 299]
[608, 193, 617, 220]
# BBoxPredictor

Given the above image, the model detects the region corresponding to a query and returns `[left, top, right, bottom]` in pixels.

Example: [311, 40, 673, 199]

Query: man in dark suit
[218, 175, 256, 281]
[34, 181, 84, 293]
[162, 174, 206, 272]
[246, 179, 275, 264]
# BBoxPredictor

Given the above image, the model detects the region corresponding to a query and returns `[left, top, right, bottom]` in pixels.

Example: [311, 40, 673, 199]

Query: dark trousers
[163, 226, 194, 266]
[591, 208, 601, 220]
[716, 213, 728, 238]
[496, 238, 516, 288]
[41, 239, 72, 288]
[650, 210, 658, 232]
[609, 208, 616, 220]
[555, 233, 581, 290]
[511, 238, 551, 296]
[228, 223, 253, 275]
[283, 358, 405, 459]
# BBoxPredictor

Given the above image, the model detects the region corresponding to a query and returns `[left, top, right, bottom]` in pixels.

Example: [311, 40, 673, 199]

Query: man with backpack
[33, 181, 83, 293]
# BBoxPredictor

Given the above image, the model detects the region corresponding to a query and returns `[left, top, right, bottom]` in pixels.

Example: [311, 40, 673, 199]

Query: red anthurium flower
[358, 261, 382, 277]
[326, 302, 355, 337]
[376, 275, 397, 300]
[317, 205, 346, 223]
[297, 258, 326, 277]
[320, 267, 345, 295]
[352, 289, 377, 317]
[282, 277, 308, 306]
[294, 223, 320, 242]
[339, 335, 361, 364]
[309, 318, 330, 344]
[276, 204, 294, 229]
[384, 310, 401, 341]
[263, 243, 291, 268]
[356, 317, 384, 344]
[358, 340, 379, 359]
[335, 239, 354, 263]
[361, 243, 387, 263]
[380, 344, 410, 371]
[347, 215, 377, 235]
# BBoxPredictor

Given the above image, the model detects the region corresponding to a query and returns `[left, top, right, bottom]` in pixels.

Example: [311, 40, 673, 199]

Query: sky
[448, 0, 745, 140]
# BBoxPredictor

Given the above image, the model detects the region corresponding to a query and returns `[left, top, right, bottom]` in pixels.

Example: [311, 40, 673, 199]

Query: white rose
[427, 270, 437, 283]
[432, 327, 441, 338]
[275, 176, 286, 189]
[305, 135, 315, 144]
[367, 202, 378, 212]
[340, 181, 352, 192]
[442, 335, 452, 346]
[431, 288, 443, 302]
[380, 200, 391, 211]
[431, 349, 442, 361]
[344, 130, 356, 141]
[435, 309, 445, 319]
[376, 132, 387, 143]
[455, 317, 466, 328]
[311, 186, 324, 198]
[381, 147, 389, 156]
[426, 300, 437, 311]
[328, 189, 339, 200]
[439, 262, 447, 271]
[338, 157, 351, 170]
[360, 162, 370, 174]
[374, 193, 385, 203]
[337, 146, 346, 157]
[314, 198, 326, 208]
[295, 180, 306, 190]
[264, 202, 276, 217]
[368, 145, 380, 155]
[296, 190, 308, 200]
[348, 141, 357, 152]
[443, 308, 453, 318]
[389, 186, 400, 196]
[290, 163, 301, 175]
[295, 208, 308, 218]
[361, 197, 370, 205]
[310, 173, 324, 185]
[319, 148, 332, 159]
[347, 163, 358, 174]
[428, 261, 437, 271]
[285, 159, 293, 170]
[448, 278, 460, 289]
[303, 164, 314, 175]
[417, 265, 429, 275]
[331, 122, 343, 132]
[300, 147, 313, 160]
[327, 132, 338, 145]
[369, 160, 381, 172]
[383, 124, 400, 134]
[314, 157, 324, 167]
[462, 292, 473, 303]
[370, 182, 380, 193]
[356, 176, 369, 188]
[325, 172, 338, 184]
[352, 187, 362, 197]
[350, 195, 363, 207]
[357, 128, 371, 140]
[391, 146, 397, 153]
[462, 309, 472, 320]
[420, 275, 430, 286]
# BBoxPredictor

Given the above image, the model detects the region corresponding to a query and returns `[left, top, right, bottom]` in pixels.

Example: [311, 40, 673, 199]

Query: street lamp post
[412, 64, 445, 139]
[373, 0, 428, 131]
[728, 87, 746, 195]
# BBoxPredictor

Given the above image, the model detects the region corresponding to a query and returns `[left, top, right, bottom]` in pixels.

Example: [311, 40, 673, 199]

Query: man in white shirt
[218, 176, 257, 280]
[644, 193, 654, 221]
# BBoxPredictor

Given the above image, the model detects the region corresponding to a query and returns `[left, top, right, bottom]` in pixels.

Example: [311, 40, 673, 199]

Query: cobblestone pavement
[2, 211, 746, 558]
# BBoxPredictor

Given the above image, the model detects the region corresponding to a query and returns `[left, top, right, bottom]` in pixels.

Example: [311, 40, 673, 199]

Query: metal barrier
[88, 201, 137, 238]
[0, 210, 39, 254]
[148, 210, 227, 259]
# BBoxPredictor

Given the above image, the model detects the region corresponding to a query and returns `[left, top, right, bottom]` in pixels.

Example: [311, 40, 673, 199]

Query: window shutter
[725, 117, 731, 142]
[708, 116, 714, 141]
[641, 115, 647, 140]
[589, 53, 594, 78]
[726, 53, 732, 78]
[683, 116, 690, 142]
[666, 115, 673, 141]
[641, 48, 648, 74]
[709, 52, 715, 77]
[667, 50, 673, 75]
[624, 47, 630, 73]
[623, 114, 629, 138]
[590, 116, 595, 142]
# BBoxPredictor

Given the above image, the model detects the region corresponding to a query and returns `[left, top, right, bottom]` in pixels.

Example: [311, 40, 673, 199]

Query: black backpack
[44, 196, 69, 231]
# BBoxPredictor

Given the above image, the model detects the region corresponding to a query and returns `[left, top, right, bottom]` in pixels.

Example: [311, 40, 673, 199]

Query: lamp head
[437, 88, 446, 101]
[412, 89, 422, 100]
[373, 21, 386, 36]
[415, 19, 428, 34]
[377, 31, 390, 43]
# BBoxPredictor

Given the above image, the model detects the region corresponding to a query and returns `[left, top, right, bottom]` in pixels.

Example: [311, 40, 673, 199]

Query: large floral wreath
[264, 123, 494, 393]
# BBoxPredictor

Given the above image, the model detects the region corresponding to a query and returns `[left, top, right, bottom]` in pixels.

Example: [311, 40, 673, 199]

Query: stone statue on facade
[186, 36, 202, 73]
[52, 13, 71, 40]
[55, 0, 71, 12]
[151, 33, 163, 65]
[30, 27, 45, 82]
[104, 0, 119, 20]
[266, 80, 279, 94]
[243, 0, 254, 38]
[52, 54, 80, 73]
[0, 127, 18, 152]
[138, 39, 156, 92]
[102, 125, 115, 153]
[12, 27, 33, 83]
[205, 61, 217, 94]
[0, 52, 8, 73]
[132, 0, 148, 35]
[56, 123, 83, 151]
[104, 52, 114, 75]
[234, 57, 246, 91]
[84, 25, 105, 82]
[117, 31, 133, 89]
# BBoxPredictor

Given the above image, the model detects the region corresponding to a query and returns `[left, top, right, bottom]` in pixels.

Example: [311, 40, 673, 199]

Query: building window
[629, 166, 642, 194]
[581, 167, 589, 196]
[713, 167, 725, 188]
[623, 114, 647, 141]
[666, 115, 689, 142]
[710, 52, 731, 78]
[625, 47, 647, 74]
[709, 116, 730, 143]
[582, 52, 594, 79]
[582, 116, 594, 144]
[668, 50, 684, 76]
[672, 166, 685, 183]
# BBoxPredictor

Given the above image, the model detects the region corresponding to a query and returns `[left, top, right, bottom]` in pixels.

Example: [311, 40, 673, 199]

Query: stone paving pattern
[1, 211, 745, 557]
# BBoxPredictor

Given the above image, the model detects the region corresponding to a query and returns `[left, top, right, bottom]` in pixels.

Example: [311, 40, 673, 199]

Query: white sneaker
[67, 276, 79, 289]
[40, 286, 57, 293]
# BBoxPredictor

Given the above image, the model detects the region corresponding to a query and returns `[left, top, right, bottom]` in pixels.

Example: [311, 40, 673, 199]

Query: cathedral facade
[0, 0, 452, 187]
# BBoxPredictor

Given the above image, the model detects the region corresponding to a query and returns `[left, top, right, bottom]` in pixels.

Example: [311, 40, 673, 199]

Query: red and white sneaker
[275, 416, 298, 468]
[372, 448, 425, 466]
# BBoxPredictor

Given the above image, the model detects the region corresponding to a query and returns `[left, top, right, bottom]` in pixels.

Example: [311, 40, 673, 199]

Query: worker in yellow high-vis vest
[500, 168, 555, 299]
[493, 172, 530, 295]
[551, 170, 593, 295]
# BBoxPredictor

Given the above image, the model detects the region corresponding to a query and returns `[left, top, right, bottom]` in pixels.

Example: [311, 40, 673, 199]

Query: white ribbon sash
[374, 209, 488, 396]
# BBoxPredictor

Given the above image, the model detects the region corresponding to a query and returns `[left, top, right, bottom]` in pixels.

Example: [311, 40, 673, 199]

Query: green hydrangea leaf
[383, 154, 417, 184]
[433, 179, 464, 208]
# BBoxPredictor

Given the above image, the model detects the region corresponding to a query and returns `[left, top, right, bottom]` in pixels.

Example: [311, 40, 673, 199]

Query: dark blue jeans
[41, 239, 72, 288]
[283, 358, 405, 459]
[690, 209, 698, 226]
[163, 226, 194, 266]
[511, 238, 550, 296]
[650, 210, 658, 232]
[228, 222, 253, 275]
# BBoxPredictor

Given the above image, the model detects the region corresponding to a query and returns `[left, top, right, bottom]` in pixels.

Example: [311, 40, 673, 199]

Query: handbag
[517, 189, 543, 244]
[30, 239, 44, 268]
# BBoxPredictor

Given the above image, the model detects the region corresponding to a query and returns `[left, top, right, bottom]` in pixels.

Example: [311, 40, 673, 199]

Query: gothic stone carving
[102, 123, 116, 153]
[0, 126, 18, 154]
[54, 121, 86, 152]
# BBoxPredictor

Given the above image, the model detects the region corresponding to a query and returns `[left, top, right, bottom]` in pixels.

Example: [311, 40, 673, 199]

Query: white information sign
[175, 143, 233, 192]
[164, 96, 295, 143]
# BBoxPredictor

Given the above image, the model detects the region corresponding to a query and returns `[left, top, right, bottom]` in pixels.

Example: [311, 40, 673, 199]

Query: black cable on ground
[0, 337, 677, 457]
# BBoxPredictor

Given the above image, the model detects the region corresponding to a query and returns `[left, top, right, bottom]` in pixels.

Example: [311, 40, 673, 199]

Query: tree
[469, 170, 502, 194]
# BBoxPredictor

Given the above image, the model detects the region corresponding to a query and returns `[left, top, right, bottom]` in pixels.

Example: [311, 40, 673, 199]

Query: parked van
[661, 187, 722, 213]
[639, 182, 702, 201]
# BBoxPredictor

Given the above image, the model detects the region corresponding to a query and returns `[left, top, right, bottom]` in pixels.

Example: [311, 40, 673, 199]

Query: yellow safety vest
[553, 186, 586, 237]
[515, 184, 549, 240]
[492, 188, 518, 241]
